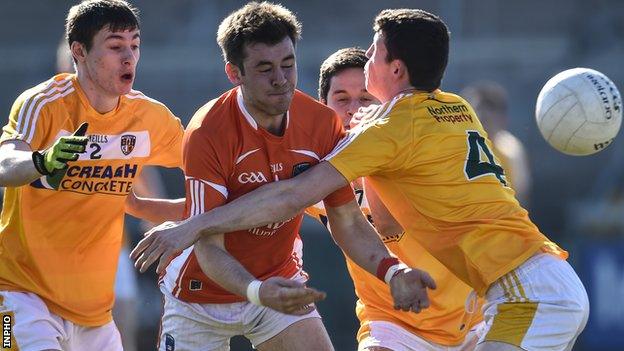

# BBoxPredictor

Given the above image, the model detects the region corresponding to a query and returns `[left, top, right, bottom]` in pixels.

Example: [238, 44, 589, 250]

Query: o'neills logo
[120, 134, 136, 155]
[585, 72, 621, 120]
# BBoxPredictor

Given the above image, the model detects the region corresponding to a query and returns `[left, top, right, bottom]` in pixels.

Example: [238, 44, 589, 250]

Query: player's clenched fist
[388, 268, 437, 314]
[253, 277, 326, 315]
[32, 122, 88, 175]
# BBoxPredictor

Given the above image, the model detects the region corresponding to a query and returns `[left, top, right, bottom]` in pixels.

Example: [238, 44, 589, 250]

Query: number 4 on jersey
[464, 130, 507, 186]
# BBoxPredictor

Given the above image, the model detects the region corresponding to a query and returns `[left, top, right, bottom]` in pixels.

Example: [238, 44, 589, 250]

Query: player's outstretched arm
[0, 123, 88, 187]
[325, 200, 436, 313]
[0, 141, 41, 186]
[131, 161, 347, 273]
[125, 192, 185, 224]
[194, 234, 326, 315]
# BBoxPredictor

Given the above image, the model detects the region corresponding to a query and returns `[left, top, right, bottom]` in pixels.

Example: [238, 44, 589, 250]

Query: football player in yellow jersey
[310, 47, 485, 351]
[0, 1, 185, 350]
[135, 8, 590, 351]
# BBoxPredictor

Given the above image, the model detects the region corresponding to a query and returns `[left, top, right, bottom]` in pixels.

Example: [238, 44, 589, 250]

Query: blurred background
[1, 0, 623, 350]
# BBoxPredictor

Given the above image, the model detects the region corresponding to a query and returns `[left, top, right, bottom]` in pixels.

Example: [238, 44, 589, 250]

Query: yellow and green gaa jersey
[326, 90, 567, 296]
[0, 74, 183, 326]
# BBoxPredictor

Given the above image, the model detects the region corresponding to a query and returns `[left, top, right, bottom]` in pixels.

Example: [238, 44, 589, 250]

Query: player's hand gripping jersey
[0, 74, 184, 326]
[307, 182, 483, 345]
[160, 87, 353, 303]
[326, 90, 567, 296]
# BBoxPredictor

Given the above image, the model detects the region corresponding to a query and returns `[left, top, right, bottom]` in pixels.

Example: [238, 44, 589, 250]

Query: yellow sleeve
[146, 105, 184, 168]
[326, 114, 410, 182]
[1, 90, 55, 150]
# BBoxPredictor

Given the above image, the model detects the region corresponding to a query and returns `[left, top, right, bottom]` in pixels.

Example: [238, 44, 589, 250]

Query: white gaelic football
[535, 68, 622, 155]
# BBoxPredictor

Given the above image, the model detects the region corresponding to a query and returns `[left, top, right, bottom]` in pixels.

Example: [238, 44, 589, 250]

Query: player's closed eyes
[337, 98, 350, 104]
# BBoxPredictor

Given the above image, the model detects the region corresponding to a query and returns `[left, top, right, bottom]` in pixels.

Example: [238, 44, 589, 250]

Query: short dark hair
[66, 0, 140, 51]
[318, 47, 368, 101]
[217, 1, 302, 73]
[373, 9, 449, 92]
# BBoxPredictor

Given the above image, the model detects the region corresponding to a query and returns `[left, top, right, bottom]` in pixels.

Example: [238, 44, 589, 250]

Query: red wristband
[376, 257, 400, 281]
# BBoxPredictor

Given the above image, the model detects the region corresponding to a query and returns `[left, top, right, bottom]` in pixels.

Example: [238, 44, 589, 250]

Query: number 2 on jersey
[464, 131, 507, 186]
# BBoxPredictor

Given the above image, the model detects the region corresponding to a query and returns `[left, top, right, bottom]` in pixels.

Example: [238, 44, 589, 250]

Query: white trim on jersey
[323, 93, 408, 161]
[162, 246, 194, 298]
[237, 88, 259, 130]
[16, 77, 74, 145]
[27, 87, 76, 144]
[164, 177, 227, 297]
[125, 90, 167, 107]
[236, 88, 290, 131]
[288, 149, 320, 161]
[188, 179, 204, 217]
[185, 176, 228, 200]
[236, 148, 260, 165]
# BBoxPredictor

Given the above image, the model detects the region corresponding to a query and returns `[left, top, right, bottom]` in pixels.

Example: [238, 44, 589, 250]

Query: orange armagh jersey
[326, 90, 567, 297]
[307, 181, 483, 346]
[0, 74, 183, 326]
[160, 87, 354, 303]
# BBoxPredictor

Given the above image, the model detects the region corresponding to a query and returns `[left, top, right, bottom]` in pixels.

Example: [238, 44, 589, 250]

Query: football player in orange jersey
[0, 1, 185, 350]
[132, 3, 433, 351]
[134, 8, 589, 351]
[311, 47, 485, 351]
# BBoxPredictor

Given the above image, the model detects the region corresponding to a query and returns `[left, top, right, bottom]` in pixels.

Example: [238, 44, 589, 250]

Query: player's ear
[391, 59, 409, 83]
[225, 62, 243, 86]
[70, 41, 87, 63]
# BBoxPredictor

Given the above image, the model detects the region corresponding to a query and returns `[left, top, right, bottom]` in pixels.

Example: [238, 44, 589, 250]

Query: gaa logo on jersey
[120, 134, 136, 155]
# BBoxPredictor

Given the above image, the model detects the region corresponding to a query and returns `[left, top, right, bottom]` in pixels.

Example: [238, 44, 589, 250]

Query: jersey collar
[236, 87, 290, 131]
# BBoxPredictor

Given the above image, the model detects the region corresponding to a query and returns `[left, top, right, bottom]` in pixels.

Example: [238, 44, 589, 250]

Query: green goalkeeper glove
[32, 122, 89, 176]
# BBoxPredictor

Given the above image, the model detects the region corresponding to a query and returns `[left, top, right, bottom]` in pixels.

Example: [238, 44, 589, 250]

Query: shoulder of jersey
[430, 90, 466, 104]
[15, 74, 77, 107]
[186, 88, 238, 134]
[125, 89, 169, 110]
[290, 89, 336, 122]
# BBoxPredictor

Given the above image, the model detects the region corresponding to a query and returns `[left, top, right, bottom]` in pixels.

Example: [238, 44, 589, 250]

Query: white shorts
[479, 253, 589, 351]
[159, 278, 321, 351]
[0, 291, 122, 351]
[359, 320, 485, 351]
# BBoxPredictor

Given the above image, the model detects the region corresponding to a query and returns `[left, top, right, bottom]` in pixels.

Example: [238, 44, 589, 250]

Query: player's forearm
[194, 235, 255, 298]
[193, 178, 311, 238]
[364, 181, 403, 237]
[327, 203, 393, 276]
[125, 193, 185, 223]
[0, 145, 41, 187]
[192, 162, 343, 239]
